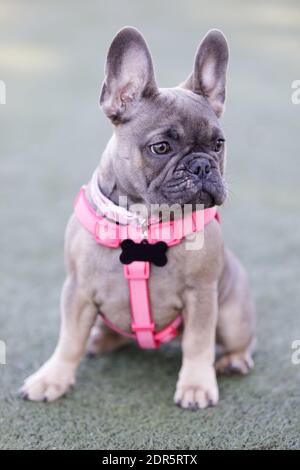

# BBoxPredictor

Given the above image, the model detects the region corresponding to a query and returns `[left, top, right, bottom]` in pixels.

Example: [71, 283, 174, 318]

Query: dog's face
[100, 27, 229, 209]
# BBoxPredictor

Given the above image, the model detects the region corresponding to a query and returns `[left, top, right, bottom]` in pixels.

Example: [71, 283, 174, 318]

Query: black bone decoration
[120, 239, 168, 267]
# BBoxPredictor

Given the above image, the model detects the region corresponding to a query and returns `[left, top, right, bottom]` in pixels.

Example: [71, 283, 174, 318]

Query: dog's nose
[186, 158, 211, 177]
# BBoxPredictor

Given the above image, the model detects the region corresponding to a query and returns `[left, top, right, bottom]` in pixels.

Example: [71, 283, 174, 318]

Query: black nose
[187, 158, 211, 177]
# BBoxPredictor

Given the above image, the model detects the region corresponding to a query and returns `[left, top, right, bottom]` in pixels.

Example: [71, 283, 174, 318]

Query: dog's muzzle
[162, 153, 226, 207]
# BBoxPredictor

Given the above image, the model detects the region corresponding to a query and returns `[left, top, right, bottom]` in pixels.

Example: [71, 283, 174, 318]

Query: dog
[20, 27, 256, 409]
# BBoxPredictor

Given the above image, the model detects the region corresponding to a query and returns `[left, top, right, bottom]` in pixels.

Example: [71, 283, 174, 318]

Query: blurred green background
[1, 0, 300, 450]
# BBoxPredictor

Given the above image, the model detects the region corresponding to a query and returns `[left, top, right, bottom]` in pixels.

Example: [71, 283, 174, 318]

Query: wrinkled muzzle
[162, 153, 227, 207]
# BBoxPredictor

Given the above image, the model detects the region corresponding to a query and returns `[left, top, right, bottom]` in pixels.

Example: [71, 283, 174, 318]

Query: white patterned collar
[89, 169, 159, 230]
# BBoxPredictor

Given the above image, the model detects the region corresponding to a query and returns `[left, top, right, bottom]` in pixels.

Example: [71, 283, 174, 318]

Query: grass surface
[1, 0, 300, 450]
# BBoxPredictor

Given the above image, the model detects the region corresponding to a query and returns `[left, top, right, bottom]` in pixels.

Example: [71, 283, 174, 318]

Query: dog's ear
[100, 27, 158, 123]
[181, 30, 229, 117]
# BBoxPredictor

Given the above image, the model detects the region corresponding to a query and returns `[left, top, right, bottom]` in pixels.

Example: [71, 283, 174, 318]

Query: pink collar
[74, 186, 219, 349]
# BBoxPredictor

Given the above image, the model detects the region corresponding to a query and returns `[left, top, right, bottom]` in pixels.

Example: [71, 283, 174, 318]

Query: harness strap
[99, 309, 182, 344]
[74, 186, 219, 349]
[124, 261, 157, 348]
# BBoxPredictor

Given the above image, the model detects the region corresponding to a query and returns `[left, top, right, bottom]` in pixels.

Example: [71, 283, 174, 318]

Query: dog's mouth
[161, 174, 227, 208]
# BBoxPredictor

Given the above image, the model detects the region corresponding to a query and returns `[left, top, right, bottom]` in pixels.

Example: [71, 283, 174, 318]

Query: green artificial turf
[1, 0, 300, 450]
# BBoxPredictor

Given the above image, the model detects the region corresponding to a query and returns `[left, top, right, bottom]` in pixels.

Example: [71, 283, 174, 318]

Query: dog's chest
[91, 241, 189, 332]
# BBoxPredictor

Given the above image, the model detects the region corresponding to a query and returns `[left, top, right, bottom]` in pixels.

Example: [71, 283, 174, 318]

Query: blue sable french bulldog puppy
[20, 27, 255, 410]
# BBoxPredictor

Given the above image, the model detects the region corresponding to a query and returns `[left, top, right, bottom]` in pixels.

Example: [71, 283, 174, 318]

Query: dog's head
[100, 27, 229, 209]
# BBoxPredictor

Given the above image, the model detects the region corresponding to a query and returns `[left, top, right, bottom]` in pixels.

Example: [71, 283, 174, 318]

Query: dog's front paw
[174, 364, 219, 410]
[19, 357, 75, 402]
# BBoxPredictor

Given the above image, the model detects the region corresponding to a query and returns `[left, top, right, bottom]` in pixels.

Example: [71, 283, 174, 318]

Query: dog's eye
[150, 142, 171, 155]
[214, 138, 225, 152]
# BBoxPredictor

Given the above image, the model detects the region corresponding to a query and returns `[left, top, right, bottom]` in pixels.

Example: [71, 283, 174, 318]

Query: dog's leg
[215, 250, 256, 375]
[20, 275, 97, 402]
[86, 316, 130, 357]
[174, 282, 219, 410]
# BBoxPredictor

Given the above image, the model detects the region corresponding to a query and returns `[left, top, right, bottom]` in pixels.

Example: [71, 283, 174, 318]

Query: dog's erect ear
[100, 27, 158, 123]
[181, 30, 229, 117]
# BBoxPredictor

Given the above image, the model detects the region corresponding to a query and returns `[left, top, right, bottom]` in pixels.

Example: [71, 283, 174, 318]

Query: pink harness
[74, 186, 219, 349]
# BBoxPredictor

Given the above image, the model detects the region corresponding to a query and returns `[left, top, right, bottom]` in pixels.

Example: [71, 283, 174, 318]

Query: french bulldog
[20, 27, 256, 409]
